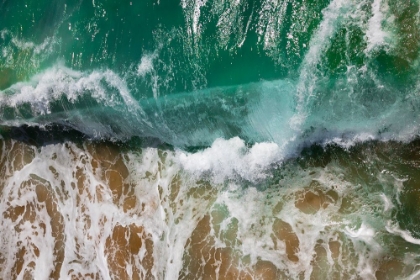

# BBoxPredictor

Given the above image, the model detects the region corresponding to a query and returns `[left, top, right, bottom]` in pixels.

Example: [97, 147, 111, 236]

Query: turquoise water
[1, 0, 419, 146]
[1, 0, 420, 279]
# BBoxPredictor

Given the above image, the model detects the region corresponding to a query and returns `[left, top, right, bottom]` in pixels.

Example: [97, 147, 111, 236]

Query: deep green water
[1, 0, 419, 146]
[1, 0, 420, 279]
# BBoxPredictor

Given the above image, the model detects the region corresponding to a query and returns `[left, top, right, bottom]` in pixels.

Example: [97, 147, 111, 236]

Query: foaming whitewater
[2, 137, 420, 279]
[0, 64, 138, 115]
[176, 137, 283, 182]
[1, 66, 299, 146]
[1, 0, 420, 279]
[1, 0, 420, 150]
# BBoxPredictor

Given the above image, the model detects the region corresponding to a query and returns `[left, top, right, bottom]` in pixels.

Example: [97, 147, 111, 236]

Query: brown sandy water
[1, 137, 420, 279]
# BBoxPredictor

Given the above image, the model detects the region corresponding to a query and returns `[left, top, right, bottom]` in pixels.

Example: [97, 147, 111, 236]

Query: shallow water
[1, 0, 420, 278]
[1, 134, 420, 279]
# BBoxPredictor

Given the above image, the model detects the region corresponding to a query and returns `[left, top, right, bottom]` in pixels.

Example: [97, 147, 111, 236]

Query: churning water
[1, 0, 420, 279]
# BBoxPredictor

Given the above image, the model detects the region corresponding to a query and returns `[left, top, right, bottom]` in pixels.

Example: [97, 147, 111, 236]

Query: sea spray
[1, 0, 420, 279]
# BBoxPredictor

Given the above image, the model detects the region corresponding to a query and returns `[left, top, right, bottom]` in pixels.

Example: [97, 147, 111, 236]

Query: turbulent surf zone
[1, 0, 420, 279]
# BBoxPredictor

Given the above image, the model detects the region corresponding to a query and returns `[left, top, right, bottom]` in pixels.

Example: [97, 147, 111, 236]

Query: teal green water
[1, 0, 419, 146]
[1, 0, 420, 279]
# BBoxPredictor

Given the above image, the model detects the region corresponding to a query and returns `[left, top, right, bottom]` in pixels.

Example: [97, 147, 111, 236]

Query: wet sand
[0, 138, 419, 279]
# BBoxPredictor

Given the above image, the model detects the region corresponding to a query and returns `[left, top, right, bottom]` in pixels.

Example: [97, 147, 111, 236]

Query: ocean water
[1, 0, 420, 279]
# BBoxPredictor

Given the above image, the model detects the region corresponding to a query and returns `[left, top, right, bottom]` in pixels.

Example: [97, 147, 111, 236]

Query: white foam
[365, 0, 392, 52]
[0, 62, 142, 116]
[176, 137, 283, 182]
[345, 223, 376, 242]
[323, 133, 376, 149]
[293, 0, 349, 132]
[137, 52, 157, 77]
[0, 29, 56, 70]
[380, 193, 394, 212]
[2, 135, 419, 279]
[385, 221, 420, 245]
[181, 0, 208, 35]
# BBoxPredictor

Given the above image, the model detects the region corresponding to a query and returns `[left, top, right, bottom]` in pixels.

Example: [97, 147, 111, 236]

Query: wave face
[1, 0, 419, 148]
[1, 0, 420, 279]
